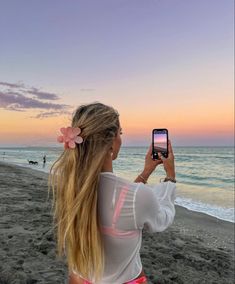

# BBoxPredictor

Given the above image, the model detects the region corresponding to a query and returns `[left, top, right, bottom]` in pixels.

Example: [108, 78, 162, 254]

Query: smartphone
[152, 128, 168, 160]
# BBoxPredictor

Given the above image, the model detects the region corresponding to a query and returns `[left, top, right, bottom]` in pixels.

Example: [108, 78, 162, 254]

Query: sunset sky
[154, 134, 167, 144]
[0, 0, 234, 147]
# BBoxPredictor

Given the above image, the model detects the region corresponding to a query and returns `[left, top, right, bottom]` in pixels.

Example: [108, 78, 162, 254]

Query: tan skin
[69, 126, 175, 284]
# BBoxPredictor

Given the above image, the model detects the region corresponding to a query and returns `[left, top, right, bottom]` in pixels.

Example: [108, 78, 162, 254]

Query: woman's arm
[134, 140, 176, 233]
[134, 145, 163, 183]
[134, 140, 175, 183]
[135, 181, 176, 232]
[134, 170, 152, 183]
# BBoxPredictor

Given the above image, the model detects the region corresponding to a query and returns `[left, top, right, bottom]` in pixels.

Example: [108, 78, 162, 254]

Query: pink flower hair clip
[57, 126, 83, 149]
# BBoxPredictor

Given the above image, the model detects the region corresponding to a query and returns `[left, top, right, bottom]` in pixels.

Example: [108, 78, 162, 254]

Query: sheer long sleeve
[134, 181, 176, 233]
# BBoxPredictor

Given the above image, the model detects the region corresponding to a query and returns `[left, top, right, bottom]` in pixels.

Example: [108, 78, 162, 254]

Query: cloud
[32, 110, 72, 119]
[27, 87, 60, 100]
[0, 81, 73, 118]
[0, 90, 69, 110]
[0, 81, 25, 88]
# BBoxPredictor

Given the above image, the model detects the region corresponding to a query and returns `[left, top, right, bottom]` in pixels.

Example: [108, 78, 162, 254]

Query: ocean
[0, 146, 234, 223]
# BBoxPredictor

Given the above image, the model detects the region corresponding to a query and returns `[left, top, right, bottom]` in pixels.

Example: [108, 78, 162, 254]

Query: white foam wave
[175, 197, 234, 223]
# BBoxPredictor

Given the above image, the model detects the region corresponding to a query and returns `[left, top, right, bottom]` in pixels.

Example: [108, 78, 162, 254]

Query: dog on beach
[27, 159, 38, 165]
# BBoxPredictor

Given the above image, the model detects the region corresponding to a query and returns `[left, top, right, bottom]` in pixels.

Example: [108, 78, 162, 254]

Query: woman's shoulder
[99, 172, 140, 191]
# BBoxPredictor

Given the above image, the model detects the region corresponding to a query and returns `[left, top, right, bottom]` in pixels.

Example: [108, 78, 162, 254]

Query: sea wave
[175, 197, 234, 223]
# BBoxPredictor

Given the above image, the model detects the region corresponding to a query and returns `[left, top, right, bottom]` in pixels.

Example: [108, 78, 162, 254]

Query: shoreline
[0, 161, 234, 283]
[1, 160, 234, 224]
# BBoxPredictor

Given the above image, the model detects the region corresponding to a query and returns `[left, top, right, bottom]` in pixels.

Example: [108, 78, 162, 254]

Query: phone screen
[152, 129, 168, 159]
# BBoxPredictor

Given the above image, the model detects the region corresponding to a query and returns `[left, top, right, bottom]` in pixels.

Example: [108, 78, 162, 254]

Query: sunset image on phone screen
[154, 131, 167, 152]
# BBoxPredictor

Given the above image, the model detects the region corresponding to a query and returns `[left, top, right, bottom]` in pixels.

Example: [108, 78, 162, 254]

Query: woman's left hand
[143, 144, 163, 176]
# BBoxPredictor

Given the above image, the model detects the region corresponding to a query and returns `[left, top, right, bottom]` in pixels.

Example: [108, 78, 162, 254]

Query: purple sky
[0, 0, 234, 146]
[1, 0, 233, 87]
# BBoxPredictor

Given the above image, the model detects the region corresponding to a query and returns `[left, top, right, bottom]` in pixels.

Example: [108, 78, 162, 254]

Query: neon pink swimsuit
[71, 172, 176, 283]
[83, 275, 147, 284]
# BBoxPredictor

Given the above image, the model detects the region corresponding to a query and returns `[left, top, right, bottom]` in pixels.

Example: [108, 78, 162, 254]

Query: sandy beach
[0, 161, 234, 284]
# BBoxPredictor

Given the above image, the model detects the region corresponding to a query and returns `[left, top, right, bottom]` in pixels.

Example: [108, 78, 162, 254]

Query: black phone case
[152, 128, 168, 160]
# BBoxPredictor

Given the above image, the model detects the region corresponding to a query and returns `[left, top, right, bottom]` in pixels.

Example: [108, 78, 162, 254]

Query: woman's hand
[143, 144, 163, 175]
[158, 140, 175, 179]
[134, 144, 163, 183]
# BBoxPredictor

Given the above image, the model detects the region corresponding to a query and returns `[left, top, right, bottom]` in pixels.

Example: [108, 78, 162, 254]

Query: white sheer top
[72, 172, 176, 283]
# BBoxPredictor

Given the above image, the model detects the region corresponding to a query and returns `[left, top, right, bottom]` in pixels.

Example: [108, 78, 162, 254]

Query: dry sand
[0, 161, 234, 284]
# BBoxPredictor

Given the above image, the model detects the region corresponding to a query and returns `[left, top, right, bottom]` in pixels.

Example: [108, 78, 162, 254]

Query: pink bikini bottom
[83, 275, 147, 284]
[123, 275, 147, 284]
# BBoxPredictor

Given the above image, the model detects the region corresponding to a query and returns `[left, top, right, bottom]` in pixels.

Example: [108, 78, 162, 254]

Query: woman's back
[72, 172, 176, 283]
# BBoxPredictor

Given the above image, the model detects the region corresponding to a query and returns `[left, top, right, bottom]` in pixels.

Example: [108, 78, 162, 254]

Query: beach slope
[0, 161, 234, 284]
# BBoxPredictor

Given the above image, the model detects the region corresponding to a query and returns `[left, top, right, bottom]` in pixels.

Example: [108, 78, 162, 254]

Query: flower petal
[67, 127, 74, 138]
[68, 140, 76, 148]
[64, 136, 71, 142]
[57, 136, 64, 143]
[74, 136, 83, 144]
[72, 127, 81, 136]
[60, 127, 67, 135]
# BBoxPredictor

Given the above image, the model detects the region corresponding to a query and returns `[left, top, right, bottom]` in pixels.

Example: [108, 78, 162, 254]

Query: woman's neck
[101, 155, 113, 172]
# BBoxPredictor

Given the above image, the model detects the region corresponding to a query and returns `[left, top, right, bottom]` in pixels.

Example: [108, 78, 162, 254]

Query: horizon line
[0, 145, 234, 148]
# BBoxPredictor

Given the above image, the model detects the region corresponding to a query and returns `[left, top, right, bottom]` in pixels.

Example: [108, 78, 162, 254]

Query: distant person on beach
[48, 102, 176, 284]
[43, 155, 46, 167]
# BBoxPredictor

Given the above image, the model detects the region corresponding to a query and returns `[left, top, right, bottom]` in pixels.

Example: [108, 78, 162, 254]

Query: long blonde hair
[48, 102, 120, 282]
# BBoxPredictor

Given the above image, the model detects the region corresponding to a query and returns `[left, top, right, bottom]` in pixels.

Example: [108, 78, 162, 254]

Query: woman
[48, 102, 176, 284]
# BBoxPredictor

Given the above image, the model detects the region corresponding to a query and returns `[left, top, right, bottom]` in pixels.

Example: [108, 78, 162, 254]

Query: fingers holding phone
[143, 144, 163, 175]
[158, 140, 175, 179]
[141, 130, 175, 181]
[167, 139, 174, 156]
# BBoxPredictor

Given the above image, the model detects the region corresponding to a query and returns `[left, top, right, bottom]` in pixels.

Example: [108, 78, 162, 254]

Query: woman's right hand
[158, 140, 175, 179]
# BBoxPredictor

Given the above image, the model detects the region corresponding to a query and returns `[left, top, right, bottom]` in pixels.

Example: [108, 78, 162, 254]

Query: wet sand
[0, 161, 234, 284]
